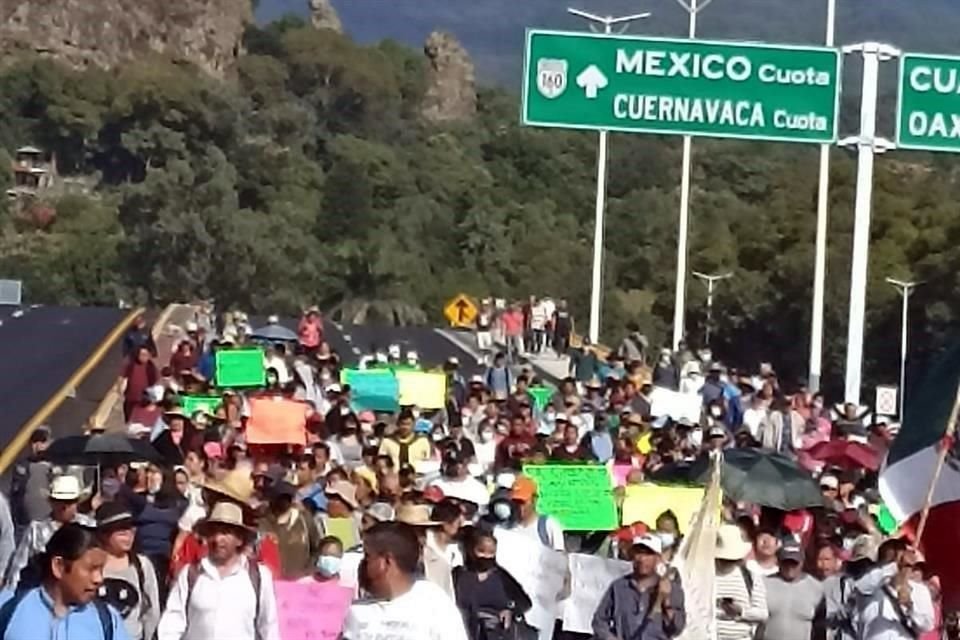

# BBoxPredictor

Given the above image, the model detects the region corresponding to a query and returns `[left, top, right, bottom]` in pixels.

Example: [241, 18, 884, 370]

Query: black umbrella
[651, 448, 825, 511]
[45, 433, 161, 466]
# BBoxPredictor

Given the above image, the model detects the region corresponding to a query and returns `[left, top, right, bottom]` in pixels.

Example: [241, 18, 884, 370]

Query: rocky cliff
[308, 0, 342, 32]
[0, 0, 251, 77]
[421, 31, 477, 124]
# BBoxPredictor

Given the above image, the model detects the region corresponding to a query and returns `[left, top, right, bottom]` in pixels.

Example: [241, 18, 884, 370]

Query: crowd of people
[0, 304, 949, 640]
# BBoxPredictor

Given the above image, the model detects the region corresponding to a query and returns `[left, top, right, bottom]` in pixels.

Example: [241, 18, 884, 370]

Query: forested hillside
[257, 0, 960, 83]
[0, 20, 959, 396]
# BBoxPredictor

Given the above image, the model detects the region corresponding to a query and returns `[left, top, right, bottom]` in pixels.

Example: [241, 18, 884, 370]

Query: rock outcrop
[421, 31, 477, 124]
[308, 0, 342, 33]
[0, 0, 251, 77]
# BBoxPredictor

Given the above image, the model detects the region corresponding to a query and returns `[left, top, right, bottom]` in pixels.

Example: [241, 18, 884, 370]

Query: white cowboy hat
[715, 524, 752, 561]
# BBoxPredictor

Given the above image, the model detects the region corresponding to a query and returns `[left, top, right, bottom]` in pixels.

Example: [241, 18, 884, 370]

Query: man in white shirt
[341, 521, 468, 640]
[856, 543, 935, 639]
[158, 502, 280, 640]
[503, 475, 564, 551]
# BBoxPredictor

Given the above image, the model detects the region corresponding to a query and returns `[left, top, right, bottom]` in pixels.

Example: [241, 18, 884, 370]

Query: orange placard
[246, 396, 308, 445]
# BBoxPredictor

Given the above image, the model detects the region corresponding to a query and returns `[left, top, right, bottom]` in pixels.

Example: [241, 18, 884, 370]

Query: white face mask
[658, 532, 676, 549]
[480, 431, 494, 443]
[710, 407, 723, 418]
[432, 432, 445, 442]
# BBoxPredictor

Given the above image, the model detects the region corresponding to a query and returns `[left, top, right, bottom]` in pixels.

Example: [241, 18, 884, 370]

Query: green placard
[215, 347, 265, 387]
[528, 386, 552, 412]
[341, 369, 400, 413]
[897, 53, 960, 152]
[181, 395, 221, 417]
[523, 30, 841, 143]
[522, 464, 618, 531]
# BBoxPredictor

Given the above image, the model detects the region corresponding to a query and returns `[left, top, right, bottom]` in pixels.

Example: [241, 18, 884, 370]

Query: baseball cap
[850, 534, 878, 562]
[707, 425, 727, 439]
[778, 541, 805, 563]
[820, 475, 839, 490]
[631, 534, 663, 555]
[510, 476, 538, 503]
[364, 502, 395, 523]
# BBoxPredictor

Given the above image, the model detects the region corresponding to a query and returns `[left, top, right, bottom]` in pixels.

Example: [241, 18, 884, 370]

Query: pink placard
[274, 580, 353, 640]
[611, 463, 634, 487]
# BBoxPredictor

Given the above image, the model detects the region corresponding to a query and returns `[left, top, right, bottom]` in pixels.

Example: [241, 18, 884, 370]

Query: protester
[762, 541, 824, 640]
[714, 524, 769, 640]
[6, 475, 94, 591]
[303, 536, 344, 585]
[259, 480, 322, 580]
[453, 528, 532, 640]
[378, 410, 431, 470]
[592, 534, 686, 639]
[158, 502, 280, 640]
[501, 476, 564, 551]
[9, 427, 53, 535]
[96, 502, 161, 640]
[0, 523, 129, 640]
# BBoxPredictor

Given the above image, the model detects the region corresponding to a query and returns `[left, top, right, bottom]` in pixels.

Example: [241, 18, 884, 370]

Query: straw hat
[198, 503, 254, 539]
[715, 524, 752, 561]
[395, 503, 439, 527]
[203, 468, 254, 505]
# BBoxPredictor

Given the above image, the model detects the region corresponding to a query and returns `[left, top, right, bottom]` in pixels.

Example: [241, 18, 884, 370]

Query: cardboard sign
[246, 396, 308, 446]
[396, 371, 446, 409]
[523, 464, 618, 531]
[180, 395, 221, 417]
[494, 527, 569, 631]
[620, 484, 707, 532]
[649, 386, 702, 423]
[340, 369, 399, 413]
[215, 347, 265, 387]
[561, 554, 630, 634]
[273, 580, 353, 640]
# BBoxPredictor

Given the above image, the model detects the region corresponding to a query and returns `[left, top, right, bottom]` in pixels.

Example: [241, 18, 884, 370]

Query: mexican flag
[879, 342, 960, 608]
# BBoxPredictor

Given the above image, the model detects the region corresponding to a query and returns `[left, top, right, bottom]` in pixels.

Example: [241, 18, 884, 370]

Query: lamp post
[671, 0, 715, 350]
[808, 0, 837, 393]
[567, 8, 652, 345]
[839, 42, 899, 405]
[886, 277, 921, 418]
[692, 271, 732, 347]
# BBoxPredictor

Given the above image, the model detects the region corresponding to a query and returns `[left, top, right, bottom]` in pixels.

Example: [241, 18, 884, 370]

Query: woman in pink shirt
[298, 307, 324, 354]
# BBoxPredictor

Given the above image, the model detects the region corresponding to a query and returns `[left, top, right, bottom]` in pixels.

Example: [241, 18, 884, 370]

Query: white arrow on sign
[576, 64, 608, 99]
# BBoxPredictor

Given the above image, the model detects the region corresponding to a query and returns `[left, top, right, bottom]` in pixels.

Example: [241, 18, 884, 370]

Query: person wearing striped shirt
[713, 524, 769, 640]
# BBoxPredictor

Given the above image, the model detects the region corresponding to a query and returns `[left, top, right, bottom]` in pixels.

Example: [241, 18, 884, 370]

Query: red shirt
[502, 310, 524, 337]
[171, 532, 281, 579]
[495, 433, 537, 470]
[298, 318, 323, 348]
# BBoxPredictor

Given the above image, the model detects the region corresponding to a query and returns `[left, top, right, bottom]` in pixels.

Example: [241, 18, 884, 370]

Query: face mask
[492, 501, 512, 522]
[470, 556, 497, 572]
[689, 428, 703, 449]
[480, 431, 494, 443]
[710, 407, 722, 418]
[659, 532, 676, 549]
[317, 554, 341, 577]
[432, 432, 445, 442]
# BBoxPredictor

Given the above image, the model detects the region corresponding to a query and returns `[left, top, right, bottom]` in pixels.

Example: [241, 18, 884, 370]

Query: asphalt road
[0, 305, 131, 459]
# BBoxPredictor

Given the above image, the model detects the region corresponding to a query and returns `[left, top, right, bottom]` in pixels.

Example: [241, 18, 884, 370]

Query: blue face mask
[316, 554, 342, 577]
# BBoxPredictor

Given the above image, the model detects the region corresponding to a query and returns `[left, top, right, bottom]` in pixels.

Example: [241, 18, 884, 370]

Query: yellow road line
[0, 306, 145, 474]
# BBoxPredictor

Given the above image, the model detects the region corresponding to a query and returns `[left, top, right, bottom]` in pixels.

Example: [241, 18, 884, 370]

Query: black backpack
[0, 589, 114, 640]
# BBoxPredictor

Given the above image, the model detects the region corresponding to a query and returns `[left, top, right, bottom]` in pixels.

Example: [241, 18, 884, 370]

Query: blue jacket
[0, 587, 129, 640]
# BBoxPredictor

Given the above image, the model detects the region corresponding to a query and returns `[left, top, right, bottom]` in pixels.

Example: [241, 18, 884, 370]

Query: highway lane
[0, 306, 131, 456]
[342, 324, 485, 377]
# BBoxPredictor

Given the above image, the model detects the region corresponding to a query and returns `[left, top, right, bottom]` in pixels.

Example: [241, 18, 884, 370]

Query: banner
[273, 580, 353, 640]
[495, 527, 569, 631]
[180, 395, 221, 417]
[341, 369, 399, 412]
[649, 386, 702, 423]
[396, 371, 446, 409]
[528, 386, 553, 412]
[561, 554, 630, 634]
[620, 484, 706, 532]
[246, 396, 308, 445]
[215, 347, 265, 387]
[523, 464, 618, 531]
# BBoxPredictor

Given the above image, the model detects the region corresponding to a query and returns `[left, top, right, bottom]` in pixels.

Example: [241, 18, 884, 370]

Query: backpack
[535, 515, 551, 548]
[186, 560, 262, 640]
[739, 566, 765, 640]
[0, 589, 114, 640]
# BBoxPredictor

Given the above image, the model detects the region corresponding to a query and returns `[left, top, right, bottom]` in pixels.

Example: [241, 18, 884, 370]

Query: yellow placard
[444, 293, 478, 328]
[620, 484, 710, 533]
[396, 371, 447, 409]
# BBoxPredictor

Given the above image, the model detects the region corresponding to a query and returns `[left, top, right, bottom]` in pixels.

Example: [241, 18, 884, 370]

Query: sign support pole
[886, 278, 921, 418]
[808, 0, 836, 393]
[672, 0, 713, 350]
[567, 8, 651, 345]
[840, 42, 899, 405]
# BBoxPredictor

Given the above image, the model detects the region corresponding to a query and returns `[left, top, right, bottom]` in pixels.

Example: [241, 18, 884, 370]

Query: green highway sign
[522, 30, 841, 143]
[897, 53, 960, 152]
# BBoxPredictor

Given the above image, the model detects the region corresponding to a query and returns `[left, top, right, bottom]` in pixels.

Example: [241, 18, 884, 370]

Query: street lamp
[567, 7, 652, 345]
[692, 271, 732, 347]
[808, 0, 838, 394]
[671, 0, 716, 350]
[886, 277, 921, 418]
